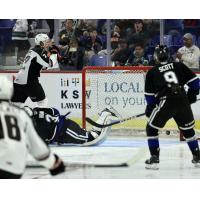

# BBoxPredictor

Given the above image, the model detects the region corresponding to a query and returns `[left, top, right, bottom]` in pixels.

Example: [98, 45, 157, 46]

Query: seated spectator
[111, 39, 131, 66]
[110, 25, 121, 50]
[80, 29, 103, 59]
[176, 33, 200, 69]
[127, 19, 150, 49]
[12, 19, 31, 65]
[75, 29, 103, 70]
[125, 44, 149, 66]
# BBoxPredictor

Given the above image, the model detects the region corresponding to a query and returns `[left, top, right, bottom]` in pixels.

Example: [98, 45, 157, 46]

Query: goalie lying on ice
[24, 106, 118, 146]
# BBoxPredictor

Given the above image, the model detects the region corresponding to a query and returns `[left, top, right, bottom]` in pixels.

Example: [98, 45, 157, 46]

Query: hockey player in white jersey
[0, 75, 65, 178]
[11, 33, 59, 108]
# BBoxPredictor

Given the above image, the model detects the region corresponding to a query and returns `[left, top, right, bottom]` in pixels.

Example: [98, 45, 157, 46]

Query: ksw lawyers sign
[1, 71, 200, 120]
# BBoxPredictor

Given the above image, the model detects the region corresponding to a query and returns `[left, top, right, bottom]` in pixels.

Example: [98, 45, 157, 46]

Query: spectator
[125, 44, 149, 66]
[143, 19, 160, 37]
[84, 29, 102, 54]
[12, 19, 31, 65]
[127, 19, 150, 49]
[115, 19, 135, 39]
[110, 25, 121, 50]
[176, 33, 200, 69]
[58, 19, 80, 67]
[76, 29, 103, 70]
[111, 39, 131, 66]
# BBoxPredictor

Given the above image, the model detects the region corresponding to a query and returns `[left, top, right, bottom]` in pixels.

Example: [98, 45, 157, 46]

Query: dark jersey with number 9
[145, 62, 197, 98]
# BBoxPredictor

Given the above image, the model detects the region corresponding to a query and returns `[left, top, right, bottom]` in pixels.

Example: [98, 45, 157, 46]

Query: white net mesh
[82, 67, 200, 138]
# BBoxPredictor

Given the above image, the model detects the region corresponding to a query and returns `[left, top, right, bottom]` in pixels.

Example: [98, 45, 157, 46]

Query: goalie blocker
[24, 107, 119, 146]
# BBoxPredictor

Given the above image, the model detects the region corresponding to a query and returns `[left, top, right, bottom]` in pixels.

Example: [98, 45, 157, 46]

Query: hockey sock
[187, 140, 200, 156]
[147, 138, 160, 157]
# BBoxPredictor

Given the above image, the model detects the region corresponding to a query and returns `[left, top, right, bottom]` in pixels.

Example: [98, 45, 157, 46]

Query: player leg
[174, 105, 200, 167]
[54, 107, 118, 146]
[28, 82, 48, 107]
[145, 98, 172, 169]
[82, 107, 119, 146]
[11, 83, 28, 107]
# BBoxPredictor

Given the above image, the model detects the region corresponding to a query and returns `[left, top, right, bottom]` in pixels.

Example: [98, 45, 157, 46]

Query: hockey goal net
[82, 66, 200, 138]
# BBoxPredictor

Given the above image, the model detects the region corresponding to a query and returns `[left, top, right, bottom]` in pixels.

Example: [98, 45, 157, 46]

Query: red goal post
[82, 66, 200, 138]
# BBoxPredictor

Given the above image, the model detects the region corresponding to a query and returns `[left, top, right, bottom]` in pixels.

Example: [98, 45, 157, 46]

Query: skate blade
[145, 163, 159, 170]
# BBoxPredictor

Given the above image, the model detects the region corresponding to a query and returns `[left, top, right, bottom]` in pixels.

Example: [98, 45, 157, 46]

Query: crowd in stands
[0, 19, 200, 71]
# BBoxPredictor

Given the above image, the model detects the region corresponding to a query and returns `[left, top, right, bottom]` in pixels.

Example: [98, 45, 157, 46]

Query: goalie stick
[86, 113, 145, 128]
[86, 98, 200, 128]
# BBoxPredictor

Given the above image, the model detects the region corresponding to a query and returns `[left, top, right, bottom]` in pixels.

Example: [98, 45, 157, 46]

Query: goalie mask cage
[82, 66, 200, 139]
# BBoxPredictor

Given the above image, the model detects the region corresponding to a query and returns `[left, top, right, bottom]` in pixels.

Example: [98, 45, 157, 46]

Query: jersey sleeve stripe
[186, 77, 199, 84]
[144, 92, 155, 96]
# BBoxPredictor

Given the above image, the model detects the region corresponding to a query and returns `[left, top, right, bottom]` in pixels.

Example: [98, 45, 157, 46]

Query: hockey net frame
[82, 66, 200, 140]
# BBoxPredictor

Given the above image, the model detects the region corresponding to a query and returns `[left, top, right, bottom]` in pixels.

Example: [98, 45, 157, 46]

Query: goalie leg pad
[82, 111, 114, 146]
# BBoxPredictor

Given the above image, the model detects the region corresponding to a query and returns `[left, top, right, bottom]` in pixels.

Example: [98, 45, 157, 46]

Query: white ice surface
[23, 137, 200, 179]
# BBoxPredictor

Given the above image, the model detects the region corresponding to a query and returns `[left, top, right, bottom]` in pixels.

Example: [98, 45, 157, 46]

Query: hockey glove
[145, 104, 156, 118]
[187, 89, 197, 104]
[49, 45, 60, 54]
[49, 154, 65, 176]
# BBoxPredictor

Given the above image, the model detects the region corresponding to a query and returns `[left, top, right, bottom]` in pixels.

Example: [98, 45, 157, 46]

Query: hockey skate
[192, 154, 200, 168]
[145, 155, 160, 170]
[82, 107, 120, 146]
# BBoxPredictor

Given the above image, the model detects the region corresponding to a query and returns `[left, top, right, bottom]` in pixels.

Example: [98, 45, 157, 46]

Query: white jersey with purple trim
[0, 101, 55, 175]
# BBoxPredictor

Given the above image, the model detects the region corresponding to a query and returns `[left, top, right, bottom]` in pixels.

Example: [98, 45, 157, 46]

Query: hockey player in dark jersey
[24, 106, 118, 146]
[144, 45, 200, 169]
[11, 33, 59, 108]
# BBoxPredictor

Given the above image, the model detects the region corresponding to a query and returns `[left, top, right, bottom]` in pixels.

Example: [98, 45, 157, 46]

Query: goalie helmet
[35, 33, 49, 46]
[0, 75, 13, 100]
[154, 45, 169, 63]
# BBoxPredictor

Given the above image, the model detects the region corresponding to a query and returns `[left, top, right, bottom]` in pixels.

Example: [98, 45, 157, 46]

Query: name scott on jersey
[159, 63, 174, 73]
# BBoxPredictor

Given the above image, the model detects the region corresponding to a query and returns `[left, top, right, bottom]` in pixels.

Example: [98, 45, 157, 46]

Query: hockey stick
[86, 113, 145, 128]
[27, 160, 129, 169]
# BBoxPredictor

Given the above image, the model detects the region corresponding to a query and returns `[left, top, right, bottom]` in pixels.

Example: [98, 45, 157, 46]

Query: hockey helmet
[35, 33, 49, 46]
[154, 45, 170, 63]
[0, 75, 13, 100]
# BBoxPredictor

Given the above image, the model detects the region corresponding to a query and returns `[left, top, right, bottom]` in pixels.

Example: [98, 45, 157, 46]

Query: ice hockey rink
[23, 134, 200, 179]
